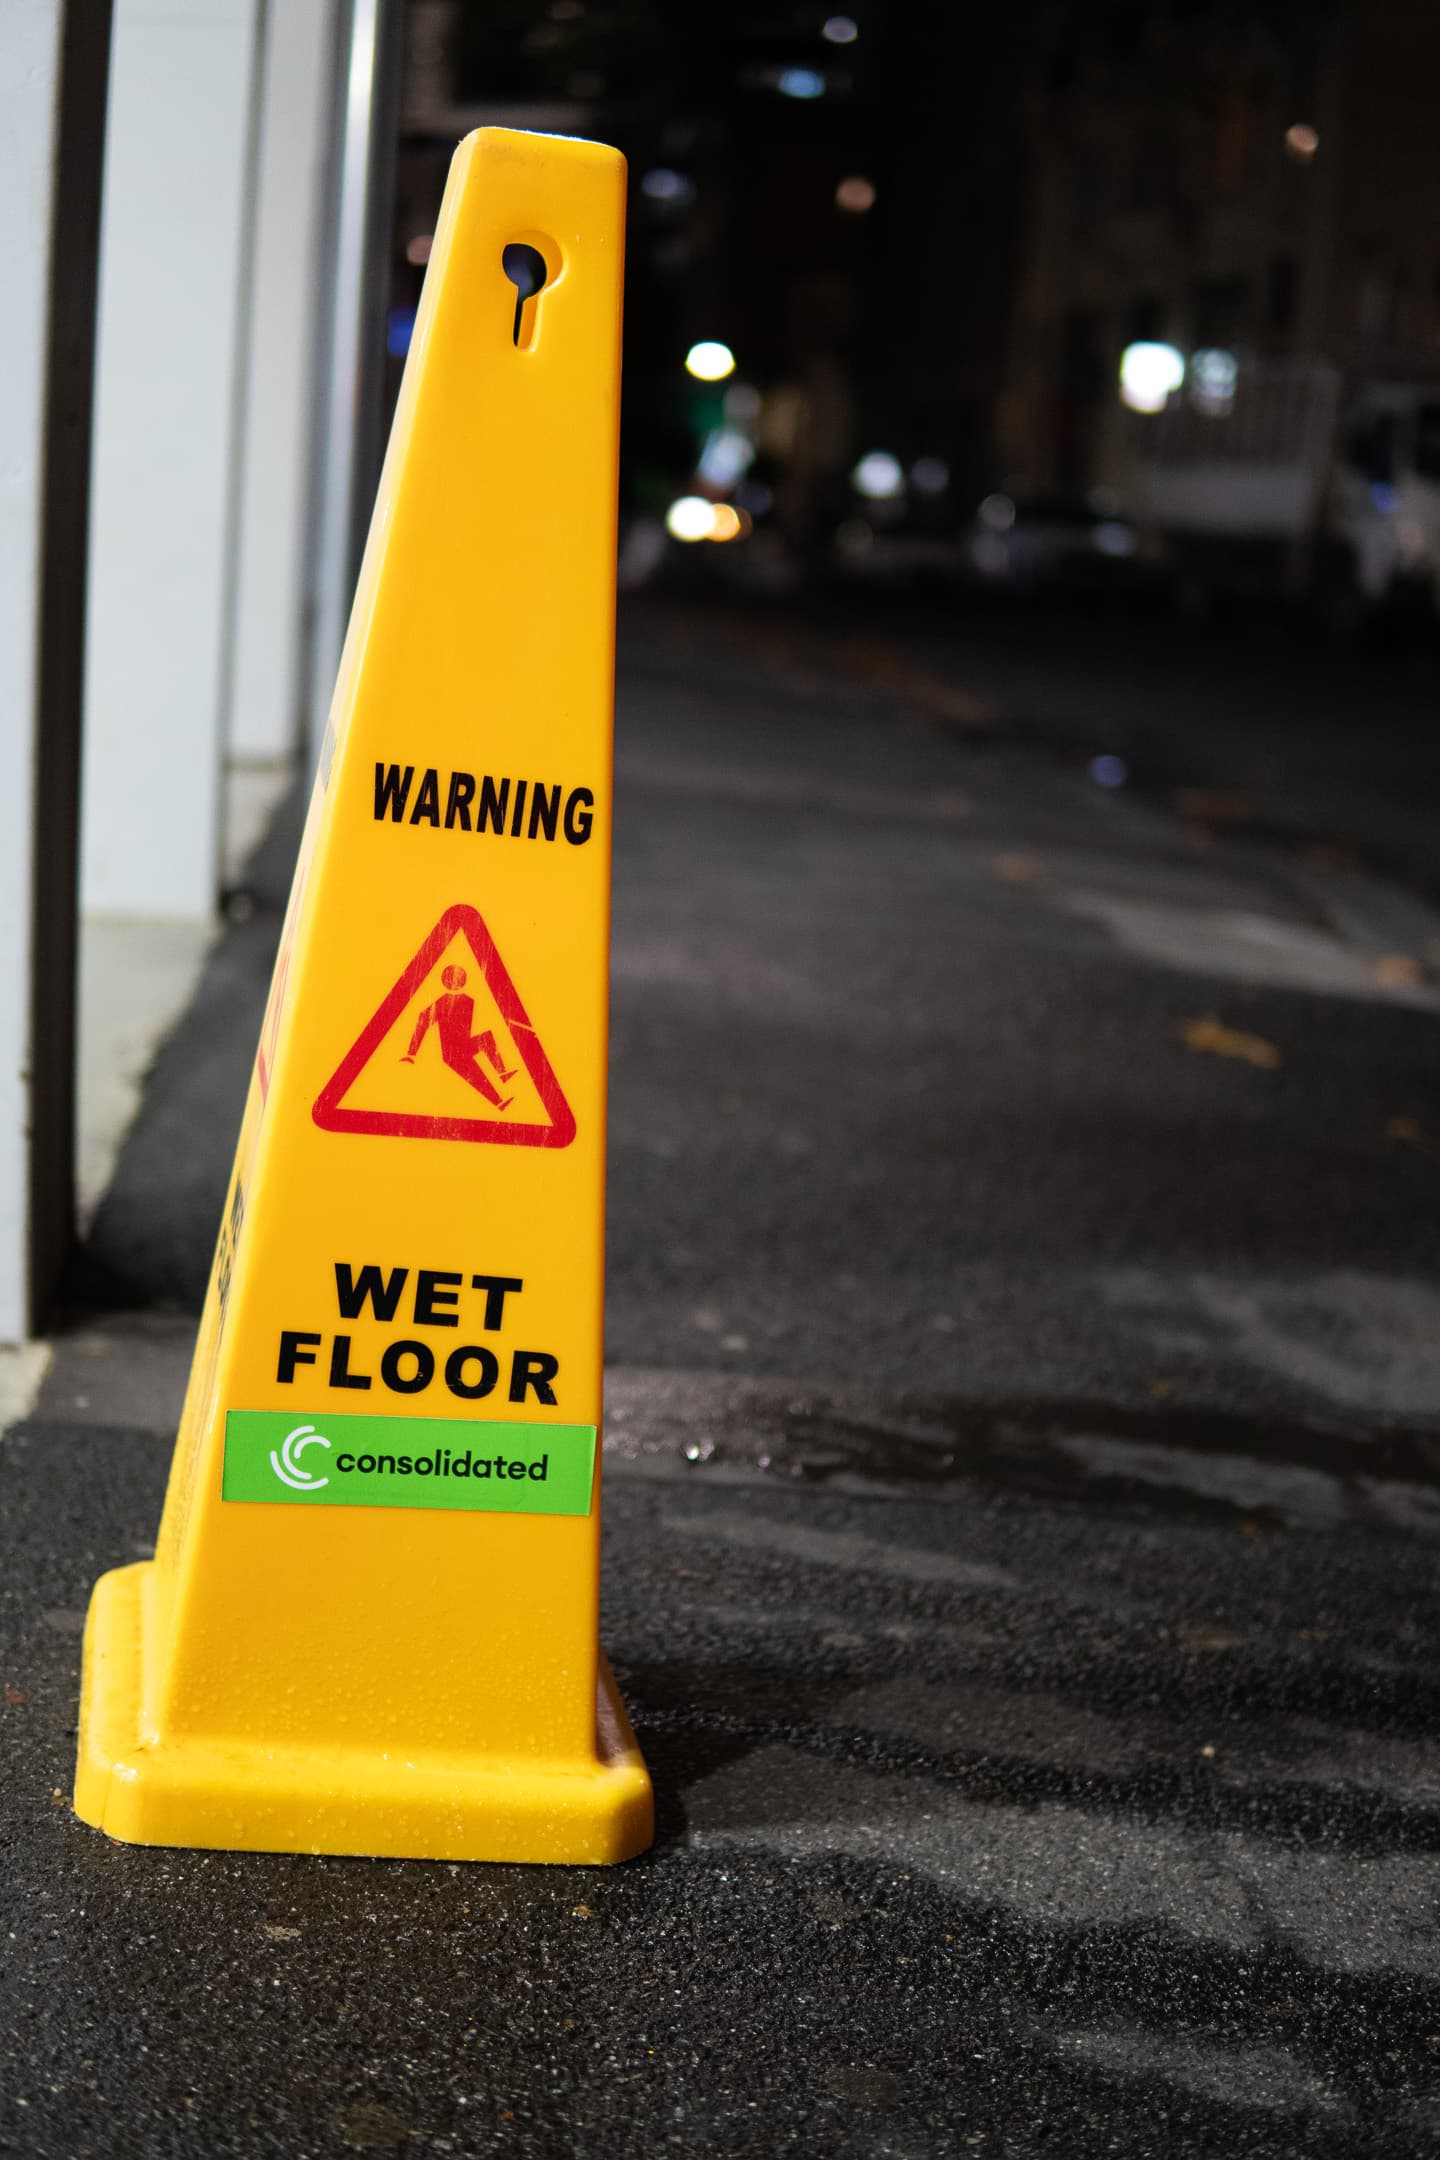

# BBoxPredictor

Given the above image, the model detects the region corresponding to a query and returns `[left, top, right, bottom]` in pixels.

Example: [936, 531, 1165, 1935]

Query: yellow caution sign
[73, 128, 653, 1864]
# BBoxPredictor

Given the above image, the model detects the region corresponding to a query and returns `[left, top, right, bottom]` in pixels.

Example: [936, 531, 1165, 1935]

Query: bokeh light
[851, 450, 905, 500]
[835, 176, 877, 214]
[685, 341, 736, 382]
[666, 496, 717, 542]
[1119, 341, 1185, 414]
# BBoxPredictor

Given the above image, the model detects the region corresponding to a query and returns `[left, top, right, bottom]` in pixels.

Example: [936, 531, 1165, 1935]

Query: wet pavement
[86, 601, 1440, 1426]
[3, 1331, 1438, 2156]
[6, 595, 1440, 2154]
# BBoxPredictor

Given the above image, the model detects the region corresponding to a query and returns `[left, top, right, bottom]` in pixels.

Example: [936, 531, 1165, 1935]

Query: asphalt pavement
[4, 592, 1439, 2155]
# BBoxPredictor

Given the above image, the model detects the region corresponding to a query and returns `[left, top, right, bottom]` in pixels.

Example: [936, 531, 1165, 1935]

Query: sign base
[74, 1562, 653, 1864]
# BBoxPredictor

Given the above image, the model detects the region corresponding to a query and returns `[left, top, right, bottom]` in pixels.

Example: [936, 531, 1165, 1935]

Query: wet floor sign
[73, 129, 653, 1864]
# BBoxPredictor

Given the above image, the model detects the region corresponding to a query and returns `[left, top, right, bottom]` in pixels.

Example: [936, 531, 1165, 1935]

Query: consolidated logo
[269, 1423, 332, 1492]
[224, 1409, 597, 1516]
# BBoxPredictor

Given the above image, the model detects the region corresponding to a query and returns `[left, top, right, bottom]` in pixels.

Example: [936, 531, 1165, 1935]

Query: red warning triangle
[312, 903, 576, 1147]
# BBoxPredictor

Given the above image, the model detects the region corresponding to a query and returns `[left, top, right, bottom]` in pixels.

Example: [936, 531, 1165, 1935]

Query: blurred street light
[822, 15, 858, 41]
[641, 167, 696, 206]
[664, 497, 750, 544]
[1284, 122, 1319, 163]
[666, 496, 716, 541]
[852, 450, 904, 500]
[697, 428, 754, 489]
[1119, 340, 1184, 413]
[686, 340, 736, 381]
[835, 175, 876, 213]
[1190, 347, 1237, 415]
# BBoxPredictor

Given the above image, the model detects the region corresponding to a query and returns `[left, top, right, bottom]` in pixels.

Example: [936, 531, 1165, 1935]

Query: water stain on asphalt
[608, 1373, 1440, 1533]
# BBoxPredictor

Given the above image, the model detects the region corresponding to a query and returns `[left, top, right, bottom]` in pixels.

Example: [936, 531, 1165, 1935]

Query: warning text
[276, 1262, 561, 1406]
[374, 763, 594, 844]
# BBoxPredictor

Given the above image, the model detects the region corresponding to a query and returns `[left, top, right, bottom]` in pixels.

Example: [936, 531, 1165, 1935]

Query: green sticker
[222, 1410, 595, 1516]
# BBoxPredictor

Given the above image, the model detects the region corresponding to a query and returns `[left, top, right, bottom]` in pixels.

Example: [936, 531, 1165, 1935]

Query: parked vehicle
[1123, 358, 1440, 617]
[961, 492, 1154, 593]
[832, 490, 1157, 594]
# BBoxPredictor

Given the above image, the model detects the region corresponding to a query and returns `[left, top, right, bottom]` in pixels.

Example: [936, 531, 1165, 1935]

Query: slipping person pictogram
[402, 965, 518, 1109]
[313, 902, 577, 1147]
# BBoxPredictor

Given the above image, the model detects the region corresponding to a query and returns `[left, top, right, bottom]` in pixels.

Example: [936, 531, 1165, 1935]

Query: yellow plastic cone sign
[74, 128, 654, 1864]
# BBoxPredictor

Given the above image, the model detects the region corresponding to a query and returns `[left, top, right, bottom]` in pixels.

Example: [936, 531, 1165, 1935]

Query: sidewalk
[3, 599, 1438, 2155]
[5, 1320, 1439, 2155]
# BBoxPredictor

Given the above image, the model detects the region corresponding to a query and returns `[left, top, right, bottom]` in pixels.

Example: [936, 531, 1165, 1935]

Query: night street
[88, 592, 1440, 1423]
[4, 599, 1437, 2155]
[9, 4, 1440, 2154]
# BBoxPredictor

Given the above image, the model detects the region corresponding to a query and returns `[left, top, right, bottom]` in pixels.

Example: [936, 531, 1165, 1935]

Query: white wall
[0, 1, 66, 1340]
[0, 0, 346, 1335]
[82, 0, 261, 919]
[227, 0, 338, 768]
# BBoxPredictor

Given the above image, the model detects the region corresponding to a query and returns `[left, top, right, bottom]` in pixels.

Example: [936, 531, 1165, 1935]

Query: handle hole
[502, 242, 549, 348]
